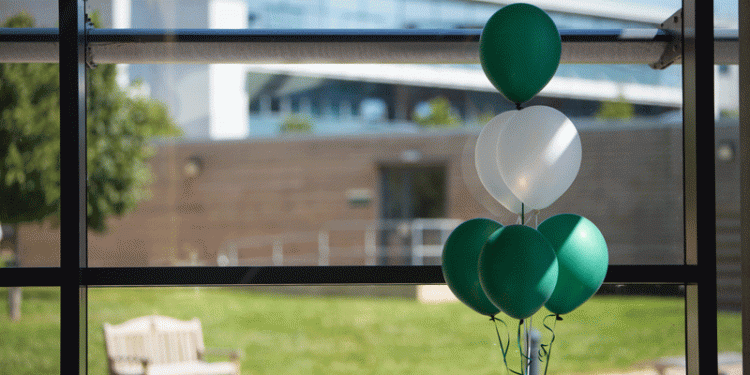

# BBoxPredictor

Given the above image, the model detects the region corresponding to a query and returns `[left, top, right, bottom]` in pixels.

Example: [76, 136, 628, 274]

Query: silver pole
[0, 28, 738, 65]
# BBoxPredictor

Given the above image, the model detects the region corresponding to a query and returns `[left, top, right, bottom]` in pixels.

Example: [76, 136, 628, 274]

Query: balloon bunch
[442, 4, 609, 375]
[442, 216, 608, 374]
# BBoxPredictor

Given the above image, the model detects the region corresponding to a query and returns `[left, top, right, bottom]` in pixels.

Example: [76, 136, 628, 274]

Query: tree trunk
[8, 224, 21, 321]
[9, 287, 21, 321]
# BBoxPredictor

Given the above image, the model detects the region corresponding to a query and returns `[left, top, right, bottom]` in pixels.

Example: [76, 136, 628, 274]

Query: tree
[413, 96, 461, 128]
[279, 114, 313, 134]
[0, 12, 179, 320]
[595, 96, 634, 120]
[477, 111, 496, 126]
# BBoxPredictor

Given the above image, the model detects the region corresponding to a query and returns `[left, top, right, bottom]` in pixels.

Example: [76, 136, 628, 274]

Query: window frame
[0, 0, 732, 372]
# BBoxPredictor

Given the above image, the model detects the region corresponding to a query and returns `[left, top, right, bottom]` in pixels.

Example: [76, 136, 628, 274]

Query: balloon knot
[556, 314, 563, 321]
[515, 103, 523, 110]
[519, 319, 524, 325]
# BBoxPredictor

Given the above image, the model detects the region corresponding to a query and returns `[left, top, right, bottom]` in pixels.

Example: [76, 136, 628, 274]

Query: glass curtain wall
[0, 0, 734, 373]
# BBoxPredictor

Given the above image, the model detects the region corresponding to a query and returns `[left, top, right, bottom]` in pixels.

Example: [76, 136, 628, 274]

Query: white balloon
[475, 111, 524, 214]
[497, 106, 581, 210]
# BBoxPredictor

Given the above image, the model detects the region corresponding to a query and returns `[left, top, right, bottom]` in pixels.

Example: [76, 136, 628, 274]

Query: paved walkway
[591, 363, 741, 375]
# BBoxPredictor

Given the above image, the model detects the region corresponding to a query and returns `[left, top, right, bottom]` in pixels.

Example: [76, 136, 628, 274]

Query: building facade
[14, 121, 742, 308]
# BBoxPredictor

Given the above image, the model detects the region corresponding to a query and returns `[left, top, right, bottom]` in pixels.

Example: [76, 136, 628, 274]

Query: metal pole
[0, 28, 739, 65]
[411, 220, 423, 266]
[272, 239, 283, 266]
[318, 231, 329, 266]
[528, 328, 541, 375]
[365, 225, 376, 266]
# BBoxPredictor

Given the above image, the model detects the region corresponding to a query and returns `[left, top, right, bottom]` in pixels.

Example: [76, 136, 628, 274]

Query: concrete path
[596, 363, 742, 375]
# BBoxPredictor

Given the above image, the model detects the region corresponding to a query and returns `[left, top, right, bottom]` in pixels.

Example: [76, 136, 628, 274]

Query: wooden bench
[103, 315, 241, 375]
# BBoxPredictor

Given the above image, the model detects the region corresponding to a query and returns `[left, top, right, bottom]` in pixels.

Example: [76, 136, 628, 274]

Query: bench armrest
[109, 355, 150, 366]
[199, 347, 241, 361]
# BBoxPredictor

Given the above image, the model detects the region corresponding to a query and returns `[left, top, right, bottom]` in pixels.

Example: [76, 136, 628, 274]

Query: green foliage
[0, 12, 60, 224]
[720, 109, 739, 119]
[477, 111, 496, 126]
[0, 12, 180, 232]
[413, 97, 461, 128]
[279, 114, 313, 134]
[595, 97, 635, 120]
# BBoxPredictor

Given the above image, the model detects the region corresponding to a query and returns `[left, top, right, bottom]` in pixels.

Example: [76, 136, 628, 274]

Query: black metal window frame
[0, 0, 743, 373]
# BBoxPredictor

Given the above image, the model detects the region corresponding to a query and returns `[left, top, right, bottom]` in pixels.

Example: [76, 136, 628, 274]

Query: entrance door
[378, 165, 446, 265]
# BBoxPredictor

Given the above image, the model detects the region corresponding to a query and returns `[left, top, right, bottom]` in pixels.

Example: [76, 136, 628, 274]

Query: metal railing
[217, 218, 462, 267]
[0, 28, 739, 65]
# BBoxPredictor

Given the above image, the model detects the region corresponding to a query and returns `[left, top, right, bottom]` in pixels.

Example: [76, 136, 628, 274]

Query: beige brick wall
[18, 125, 738, 276]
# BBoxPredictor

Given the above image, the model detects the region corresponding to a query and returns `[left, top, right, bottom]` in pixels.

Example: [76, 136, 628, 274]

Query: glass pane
[86, 61, 684, 266]
[81, 0, 684, 266]
[714, 0, 739, 28]
[0, 287, 61, 374]
[714, 0, 740, 367]
[0, 2, 58, 27]
[716, 84, 740, 309]
[0, 4, 60, 267]
[89, 0, 678, 30]
[89, 285, 688, 375]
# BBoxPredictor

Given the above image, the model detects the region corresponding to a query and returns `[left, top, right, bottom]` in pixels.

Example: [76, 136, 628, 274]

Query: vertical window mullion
[740, 0, 750, 372]
[682, 0, 717, 373]
[59, 0, 87, 374]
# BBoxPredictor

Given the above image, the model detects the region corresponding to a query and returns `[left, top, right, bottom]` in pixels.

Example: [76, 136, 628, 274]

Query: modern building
[3, 0, 737, 138]
[82, 0, 736, 139]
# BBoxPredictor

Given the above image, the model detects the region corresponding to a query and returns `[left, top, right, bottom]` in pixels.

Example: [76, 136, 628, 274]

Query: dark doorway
[378, 165, 447, 265]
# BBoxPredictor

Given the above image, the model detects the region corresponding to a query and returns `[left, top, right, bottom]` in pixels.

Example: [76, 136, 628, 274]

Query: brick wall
[18, 124, 740, 294]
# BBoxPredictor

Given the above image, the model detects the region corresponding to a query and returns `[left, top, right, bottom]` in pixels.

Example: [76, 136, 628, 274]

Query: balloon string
[519, 206, 543, 228]
[538, 314, 562, 375]
[519, 209, 539, 229]
[491, 315, 523, 375]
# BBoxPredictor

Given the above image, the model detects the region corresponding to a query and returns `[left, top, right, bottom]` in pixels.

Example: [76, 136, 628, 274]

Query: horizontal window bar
[66, 265, 700, 286]
[0, 265, 701, 286]
[0, 268, 64, 286]
[0, 28, 738, 64]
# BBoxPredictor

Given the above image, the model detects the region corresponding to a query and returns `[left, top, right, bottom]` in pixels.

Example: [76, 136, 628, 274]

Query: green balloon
[478, 225, 558, 320]
[479, 3, 561, 104]
[442, 218, 503, 316]
[538, 214, 609, 315]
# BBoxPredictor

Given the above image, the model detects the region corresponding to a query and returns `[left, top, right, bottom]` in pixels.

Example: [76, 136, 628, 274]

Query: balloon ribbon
[538, 314, 562, 375]
[517, 319, 531, 374]
[490, 315, 523, 375]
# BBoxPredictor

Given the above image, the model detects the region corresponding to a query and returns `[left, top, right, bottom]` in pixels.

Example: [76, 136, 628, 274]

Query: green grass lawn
[0, 287, 742, 375]
[0, 288, 61, 374]
[86, 287, 741, 375]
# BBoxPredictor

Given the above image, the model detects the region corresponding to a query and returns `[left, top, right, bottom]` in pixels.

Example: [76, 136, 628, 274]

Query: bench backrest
[103, 315, 206, 365]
